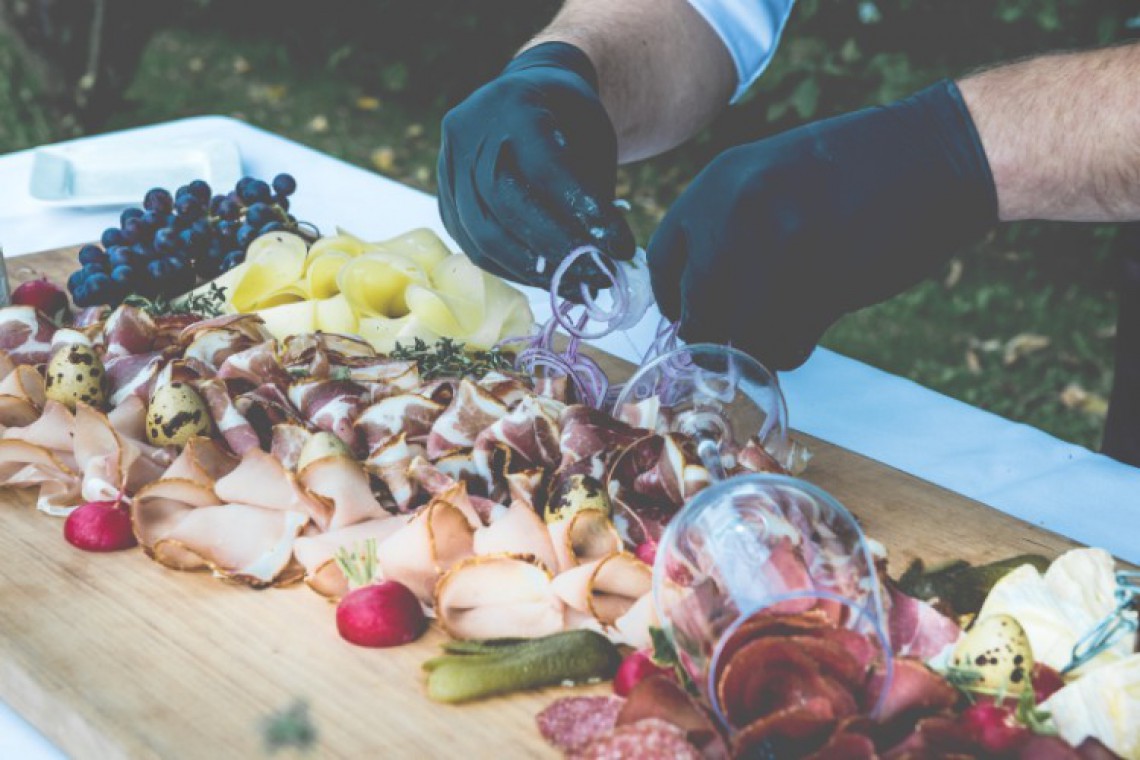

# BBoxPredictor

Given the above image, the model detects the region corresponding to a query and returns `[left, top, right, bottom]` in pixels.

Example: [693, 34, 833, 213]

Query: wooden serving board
[0, 248, 1080, 760]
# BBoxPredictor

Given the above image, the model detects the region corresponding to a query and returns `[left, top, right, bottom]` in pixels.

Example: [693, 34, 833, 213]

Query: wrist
[506, 41, 600, 93]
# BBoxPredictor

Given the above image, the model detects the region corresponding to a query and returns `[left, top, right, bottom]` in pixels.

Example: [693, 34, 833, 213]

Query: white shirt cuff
[685, 0, 797, 102]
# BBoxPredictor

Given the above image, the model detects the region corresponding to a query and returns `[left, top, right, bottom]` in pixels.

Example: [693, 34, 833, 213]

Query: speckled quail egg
[951, 613, 1035, 695]
[44, 344, 106, 410]
[146, 382, 212, 447]
[297, 431, 352, 470]
[544, 474, 612, 524]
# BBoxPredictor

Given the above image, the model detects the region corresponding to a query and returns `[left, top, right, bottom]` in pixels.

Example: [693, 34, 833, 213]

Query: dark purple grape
[217, 198, 241, 220]
[236, 224, 258, 247]
[147, 259, 170, 281]
[221, 250, 245, 272]
[187, 180, 211, 205]
[272, 173, 296, 197]
[71, 280, 94, 307]
[81, 262, 107, 278]
[154, 227, 179, 254]
[209, 194, 226, 215]
[175, 195, 204, 221]
[111, 265, 135, 288]
[130, 243, 156, 262]
[86, 271, 113, 295]
[67, 269, 87, 292]
[144, 187, 174, 214]
[142, 210, 164, 230]
[77, 244, 107, 266]
[122, 217, 147, 243]
[101, 227, 126, 248]
[120, 207, 144, 227]
[245, 202, 279, 227]
[108, 245, 135, 268]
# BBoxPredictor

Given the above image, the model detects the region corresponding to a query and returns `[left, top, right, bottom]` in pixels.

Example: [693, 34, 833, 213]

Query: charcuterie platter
[0, 193, 1133, 759]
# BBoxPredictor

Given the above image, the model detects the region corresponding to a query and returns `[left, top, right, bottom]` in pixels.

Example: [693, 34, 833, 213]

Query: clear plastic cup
[652, 473, 894, 729]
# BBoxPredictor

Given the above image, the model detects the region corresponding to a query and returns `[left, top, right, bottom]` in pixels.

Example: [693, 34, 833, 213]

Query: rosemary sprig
[124, 283, 228, 318]
[390, 337, 514, 380]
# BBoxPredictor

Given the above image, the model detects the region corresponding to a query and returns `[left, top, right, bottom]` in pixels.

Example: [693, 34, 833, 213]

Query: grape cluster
[68, 173, 301, 307]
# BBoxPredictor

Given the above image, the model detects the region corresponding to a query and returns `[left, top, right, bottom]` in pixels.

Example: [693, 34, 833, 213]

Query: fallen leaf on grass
[1003, 333, 1050, 366]
[1096, 324, 1117, 339]
[371, 147, 395, 173]
[965, 349, 982, 375]
[1059, 383, 1109, 418]
[355, 95, 380, 111]
[307, 115, 329, 134]
[943, 258, 964, 289]
[405, 123, 425, 140]
[233, 56, 251, 75]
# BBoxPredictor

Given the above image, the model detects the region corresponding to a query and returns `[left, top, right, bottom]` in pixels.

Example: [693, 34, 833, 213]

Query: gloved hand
[437, 41, 635, 294]
[647, 80, 998, 370]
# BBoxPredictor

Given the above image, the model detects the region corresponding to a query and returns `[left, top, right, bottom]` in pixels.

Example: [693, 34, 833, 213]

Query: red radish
[336, 580, 426, 648]
[1032, 663, 1065, 703]
[635, 540, 658, 567]
[63, 500, 137, 552]
[613, 649, 673, 697]
[11, 278, 69, 322]
[958, 702, 1030, 755]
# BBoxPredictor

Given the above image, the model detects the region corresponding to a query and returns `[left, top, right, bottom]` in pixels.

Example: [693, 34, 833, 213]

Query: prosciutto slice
[355, 393, 444, 451]
[559, 404, 647, 467]
[473, 394, 561, 476]
[105, 351, 164, 408]
[102, 305, 157, 358]
[288, 379, 369, 447]
[884, 581, 962, 660]
[434, 554, 564, 640]
[0, 306, 57, 365]
[217, 340, 291, 389]
[426, 378, 507, 458]
[197, 378, 260, 454]
[363, 433, 425, 511]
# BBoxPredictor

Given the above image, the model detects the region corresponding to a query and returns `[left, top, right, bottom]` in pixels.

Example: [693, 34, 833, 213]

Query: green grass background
[0, 0, 1130, 450]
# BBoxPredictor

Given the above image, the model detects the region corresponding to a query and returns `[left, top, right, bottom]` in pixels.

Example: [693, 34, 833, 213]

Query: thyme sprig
[390, 337, 514, 381]
[124, 283, 228, 318]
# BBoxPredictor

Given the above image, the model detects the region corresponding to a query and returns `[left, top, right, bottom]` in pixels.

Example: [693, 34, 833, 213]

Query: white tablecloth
[1, 116, 1137, 757]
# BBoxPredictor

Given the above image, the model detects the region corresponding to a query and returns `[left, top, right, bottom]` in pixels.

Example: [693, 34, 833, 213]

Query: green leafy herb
[1016, 685, 1058, 736]
[390, 337, 514, 381]
[943, 665, 984, 702]
[333, 539, 380, 590]
[649, 625, 699, 696]
[125, 283, 228, 319]
[260, 699, 317, 753]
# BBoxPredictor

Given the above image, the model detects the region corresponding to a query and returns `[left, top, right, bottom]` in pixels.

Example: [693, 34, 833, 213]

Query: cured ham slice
[298, 455, 387, 531]
[426, 378, 507, 458]
[133, 478, 307, 587]
[270, 423, 311, 470]
[105, 351, 164, 407]
[506, 468, 545, 510]
[214, 448, 326, 526]
[102, 305, 157, 358]
[865, 658, 957, 724]
[884, 581, 962, 660]
[552, 552, 652, 626]
[434, 554, 564, 640]
[293, 516, 405, 598]
[217, 340, 291, 389]
[0, 366, 49, 429]
[178, 313, 269, 345]
[473, 394, 561, 476]
[197, 378, 261, 455]
[73, 403, 164, 501]
[473, 501, 558, 574]
[182, 328, 256, 371]
[162, 437, 239, 486]
[288, 379, 369, 447]
[0, 306, 57, 365]
[377, 498, 474, 603]
[559, 405, 647, 466]
[477, 371, 531, 408]
[345, 358, 419, 392]
[364, 433, 424, 511]
[3, 400, 74, 453]
[355, 393, 444, 451]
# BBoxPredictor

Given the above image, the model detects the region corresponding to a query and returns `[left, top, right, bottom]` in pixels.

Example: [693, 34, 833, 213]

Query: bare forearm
[525, 0, 735, 163]
[958, 43, 1140, 222]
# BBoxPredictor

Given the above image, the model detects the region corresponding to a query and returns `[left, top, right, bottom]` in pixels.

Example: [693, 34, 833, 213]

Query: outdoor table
[1, 116, 1137, 759]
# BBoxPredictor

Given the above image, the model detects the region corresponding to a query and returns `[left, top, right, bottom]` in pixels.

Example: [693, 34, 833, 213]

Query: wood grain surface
[0, 248, 1080, 759]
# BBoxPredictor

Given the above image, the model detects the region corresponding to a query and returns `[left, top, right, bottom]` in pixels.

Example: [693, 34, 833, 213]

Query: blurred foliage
[0, 0, 1135, 450]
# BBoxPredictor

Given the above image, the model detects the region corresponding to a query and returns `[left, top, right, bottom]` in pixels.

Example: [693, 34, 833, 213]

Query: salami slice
[537, 696, 625, 752]
[572, 718, 701, 760]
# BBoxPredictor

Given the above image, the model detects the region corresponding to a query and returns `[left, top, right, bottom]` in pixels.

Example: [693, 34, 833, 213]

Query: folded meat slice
[298, 454, 387, 530]
[884, 581, 962, 660]
[0, 439, 80, 513]
[288, 378, 369, 447]
[101, 305, 157, 358]
[377, 497, 474, 603]
[214, 448, 326, 527]
[552, 551, 652, 626]
[473, 501, 558, 574]
[293, 516, 405, 598]
[217, 340, 291, 389]
[616, 675, 726, 758]
[0, 306, 56, 366]
[434, 553, 564, 640]
[197, 377, 261, 455]
[864, 658, 957, 724]
[105, 351, 164, 408]
[133, 477, 307, 587]
[270, 423, 311, 471]
[476, 371, 531, 408]
[355, 393, 444, 451]
[107, 395, 147, 442]
[0, 365, 46, 427]
[559, 404, 648, 467]
[609, 592, 658, 651]
[548, 510, 623, 574]
[3, 399, 74, 453]
[731, 701, 837, 760]
[473, 395, 560, 487]
[0, 349, 16, 382]
[363, 433, 423, 511]
[162, 437, 239, 486]
[73, 403, 165, 501]
[426, 378, 507, 458]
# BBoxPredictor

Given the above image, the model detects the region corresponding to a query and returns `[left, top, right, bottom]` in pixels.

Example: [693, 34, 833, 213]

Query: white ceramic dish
[29, 138, 243, 207]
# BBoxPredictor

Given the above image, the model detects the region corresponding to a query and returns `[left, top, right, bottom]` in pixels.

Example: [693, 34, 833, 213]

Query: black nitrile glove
[647, 80, 998, 370]
[437, 42, 635, 293]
